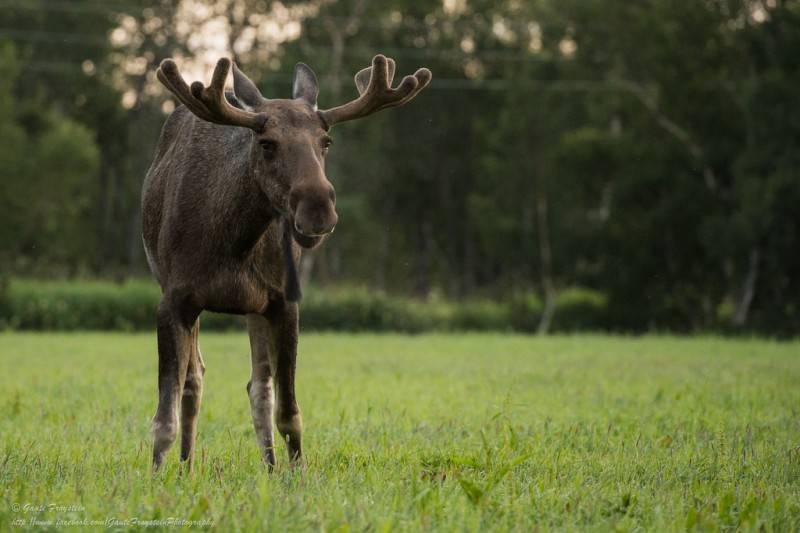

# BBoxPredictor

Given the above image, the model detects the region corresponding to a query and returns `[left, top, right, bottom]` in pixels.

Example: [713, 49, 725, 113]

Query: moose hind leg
[265, 298, 303, 464]
[247, 314, 277, 468]
[180, 320, 204, 471]
[152, 296, 198, 471]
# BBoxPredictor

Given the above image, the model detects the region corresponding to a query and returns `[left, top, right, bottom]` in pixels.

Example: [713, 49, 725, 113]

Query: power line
[18, 60, 630, 92]
[0, 1, 169, 14]
[0, 1, 539, 32]
[0, 0, 556, 40]
[0, 28, 109, 44]
[0, 28, 546, 63]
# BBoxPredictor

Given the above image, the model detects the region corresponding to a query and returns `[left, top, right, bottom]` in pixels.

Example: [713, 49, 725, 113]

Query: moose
[141, 54, 431, 471]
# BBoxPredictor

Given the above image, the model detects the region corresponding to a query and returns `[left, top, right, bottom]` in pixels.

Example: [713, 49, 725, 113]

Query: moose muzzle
[290, 180, 338, 238]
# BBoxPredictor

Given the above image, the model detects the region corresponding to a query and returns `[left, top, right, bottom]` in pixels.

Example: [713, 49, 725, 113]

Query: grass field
[1, 333, 799, 531]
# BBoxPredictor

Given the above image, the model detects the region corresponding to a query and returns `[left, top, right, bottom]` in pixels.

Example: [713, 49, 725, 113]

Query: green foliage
[301, 287, 432, 333]
[1, 1, 799, 334]
[0, 42, 29, 262]
[0, 280, 609, 333]
[0, 276, 8, 324]
[1, 280, 159, 331]
[508, 294, 544, 332]
[0, 42, 100, 274]
[0, 333, 798, 530]
[553, 287, 609, 331]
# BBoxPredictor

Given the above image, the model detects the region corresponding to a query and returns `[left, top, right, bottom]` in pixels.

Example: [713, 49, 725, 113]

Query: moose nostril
[329, 188, 336, 204]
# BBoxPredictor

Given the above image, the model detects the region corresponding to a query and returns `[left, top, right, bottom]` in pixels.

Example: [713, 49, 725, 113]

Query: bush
[0, 274, 8, 329]
[3, 279, 159, 331]
[508, 293, 543, 332]
[553, 287, 608, 331]
[301, 287, 442, 332]
[450, 299, 512, 331]
[0, 280, 611, 333]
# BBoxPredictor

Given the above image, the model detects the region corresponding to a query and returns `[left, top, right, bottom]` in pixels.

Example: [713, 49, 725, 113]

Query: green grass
[1, 333, 799, 531]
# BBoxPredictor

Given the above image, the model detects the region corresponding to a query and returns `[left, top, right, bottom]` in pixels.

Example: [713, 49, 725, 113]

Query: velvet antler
[318, 55, 431, 127]
[157, 58, 267, 131]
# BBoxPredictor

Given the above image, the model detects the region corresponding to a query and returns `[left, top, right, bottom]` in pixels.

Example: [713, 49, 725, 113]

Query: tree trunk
[535, 167, 556, 334]
[731, 246, 760, 327]
[126, 203, 143, 275]
[414, 220, 433, 297]
[375, 232, 389, 290]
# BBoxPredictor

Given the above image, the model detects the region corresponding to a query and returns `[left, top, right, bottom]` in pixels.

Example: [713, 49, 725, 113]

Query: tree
[0, 42, 99, 274]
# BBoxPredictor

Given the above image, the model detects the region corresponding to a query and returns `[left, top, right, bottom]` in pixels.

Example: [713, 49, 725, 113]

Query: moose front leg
[179, 320, 204, 471]
[264, 298, 303, 464]
[152, 296, 198, 471]
[246, 314, 277, 469]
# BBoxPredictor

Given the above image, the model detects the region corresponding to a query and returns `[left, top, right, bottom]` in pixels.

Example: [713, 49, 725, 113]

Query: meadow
[1, 332, 798, 531]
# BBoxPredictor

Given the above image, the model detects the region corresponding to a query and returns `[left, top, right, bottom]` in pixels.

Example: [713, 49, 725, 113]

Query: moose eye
[321, 137, 333, 154]
[259, 139, 279, 158]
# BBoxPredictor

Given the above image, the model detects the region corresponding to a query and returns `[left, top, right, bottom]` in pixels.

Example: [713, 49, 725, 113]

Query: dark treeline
[0, 0, 798, 335]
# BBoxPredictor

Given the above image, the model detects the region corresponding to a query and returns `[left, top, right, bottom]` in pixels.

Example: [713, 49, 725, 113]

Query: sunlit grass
[1, 333, 799, 530]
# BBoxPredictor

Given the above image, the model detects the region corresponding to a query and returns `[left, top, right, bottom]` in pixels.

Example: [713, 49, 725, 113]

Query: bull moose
[141, 54, 431, 471]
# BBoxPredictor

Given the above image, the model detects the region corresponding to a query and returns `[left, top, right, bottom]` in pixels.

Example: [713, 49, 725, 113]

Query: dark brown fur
[142, 55, 431, 471]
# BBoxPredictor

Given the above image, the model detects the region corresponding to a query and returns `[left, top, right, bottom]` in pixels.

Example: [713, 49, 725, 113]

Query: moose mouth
[289, 218, 332, 249]
[291, 225, 325, 249]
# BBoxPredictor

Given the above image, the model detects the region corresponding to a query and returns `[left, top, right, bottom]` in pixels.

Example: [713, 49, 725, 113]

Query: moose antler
[157, 58, 267, 131]
[318, 54, 431, 127]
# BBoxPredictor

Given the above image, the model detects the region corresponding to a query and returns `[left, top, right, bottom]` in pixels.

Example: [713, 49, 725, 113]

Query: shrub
[450, 299, 512, 331]
[301, 287, 435, 332]
[508, 293, 543, 332]
[553, 287, 608, 331]
[0, 274, 8, 329]
[0, 279, 612, 333]
[3, 279, 159, 331]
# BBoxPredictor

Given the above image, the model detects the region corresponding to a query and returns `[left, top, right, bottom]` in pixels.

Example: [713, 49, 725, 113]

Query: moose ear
[232, 62, 265, 109]
[293, 63, 319, 108]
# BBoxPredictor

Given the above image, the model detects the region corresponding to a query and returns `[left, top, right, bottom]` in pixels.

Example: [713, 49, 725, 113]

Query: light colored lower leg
[276, 406, 303, 463]
[247, 314, 277, 467]
[152, 407, 179, 469]
[248, 376, 276, 466]
[180, 367, 203, 469]
[180, 324, 203, 470]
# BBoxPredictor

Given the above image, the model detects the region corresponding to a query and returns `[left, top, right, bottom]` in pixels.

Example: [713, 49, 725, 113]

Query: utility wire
[0, 1, 542, 32]
[22, 61, 619, 92]
[0, 29, 109, 44]
[0, 28, 546, 63]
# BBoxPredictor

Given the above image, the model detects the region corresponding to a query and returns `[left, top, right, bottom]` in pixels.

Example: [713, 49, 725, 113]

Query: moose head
[156, 55, 432, 250]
